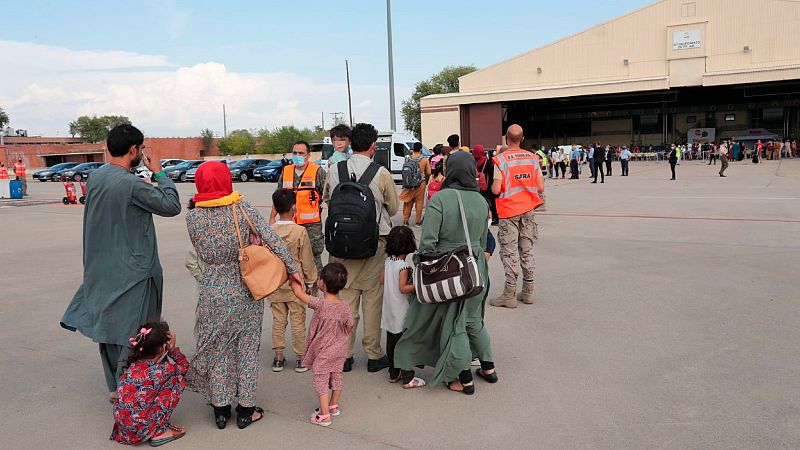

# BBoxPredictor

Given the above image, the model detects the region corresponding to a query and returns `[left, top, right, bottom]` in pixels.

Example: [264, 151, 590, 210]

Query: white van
[375, 131, 429, 184]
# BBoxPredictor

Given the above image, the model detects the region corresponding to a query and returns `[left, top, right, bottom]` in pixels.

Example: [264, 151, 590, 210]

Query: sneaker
[294, 360, 309, 373]
[403, 221, 410, 226]
[343, 357, 354, 372]
[367, 356, 390, 373]
[272, 358, 285, 372]
[471, 358, 480, 367]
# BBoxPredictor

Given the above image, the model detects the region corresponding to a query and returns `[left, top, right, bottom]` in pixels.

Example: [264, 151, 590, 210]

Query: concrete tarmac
[1, 158, 799, 449]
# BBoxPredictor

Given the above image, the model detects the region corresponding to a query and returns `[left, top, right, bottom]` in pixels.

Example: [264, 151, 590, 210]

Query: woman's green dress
[394, 188, 494, 384]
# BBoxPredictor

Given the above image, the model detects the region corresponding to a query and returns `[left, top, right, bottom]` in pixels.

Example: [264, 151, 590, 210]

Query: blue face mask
[292, 155, 306, 166]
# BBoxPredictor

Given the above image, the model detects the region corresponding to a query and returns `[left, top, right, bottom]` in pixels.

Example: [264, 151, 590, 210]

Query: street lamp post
[386, 0, 397, 131]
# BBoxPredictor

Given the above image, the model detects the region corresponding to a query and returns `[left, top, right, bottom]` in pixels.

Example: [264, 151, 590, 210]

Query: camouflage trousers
[303, 222, 324, 273]
[497, 209, 538, 287]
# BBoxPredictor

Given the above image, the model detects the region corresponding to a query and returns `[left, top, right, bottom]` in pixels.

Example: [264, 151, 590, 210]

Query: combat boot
[517, 280, 535, 304]
[489, 285, 518, 309]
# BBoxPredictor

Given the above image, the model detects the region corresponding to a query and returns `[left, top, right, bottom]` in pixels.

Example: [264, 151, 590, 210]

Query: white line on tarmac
[638, 196, 799, 200]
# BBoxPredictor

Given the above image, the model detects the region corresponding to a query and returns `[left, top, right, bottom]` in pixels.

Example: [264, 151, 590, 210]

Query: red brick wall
[0, 137, 220, 169]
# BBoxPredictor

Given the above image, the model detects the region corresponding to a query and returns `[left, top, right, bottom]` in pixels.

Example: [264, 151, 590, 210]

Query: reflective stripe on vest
[493, 150, 542, 218]
[282, 163, 321, 224]
[14, 163, 26, 177]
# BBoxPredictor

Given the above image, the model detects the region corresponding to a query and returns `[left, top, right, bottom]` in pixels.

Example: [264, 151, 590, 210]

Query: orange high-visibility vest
[13, 162, 26, 177]
[0, 167, 8, 180]
[281, 163, 321, 224]
[493, 149, 543, 219]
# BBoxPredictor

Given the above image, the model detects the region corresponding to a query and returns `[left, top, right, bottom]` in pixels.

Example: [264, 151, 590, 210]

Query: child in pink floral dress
[111, 321, 188, 446]
[289, 262, 353, 427]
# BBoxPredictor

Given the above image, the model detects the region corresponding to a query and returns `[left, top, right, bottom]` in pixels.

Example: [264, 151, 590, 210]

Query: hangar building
[420, 0, 800, 150]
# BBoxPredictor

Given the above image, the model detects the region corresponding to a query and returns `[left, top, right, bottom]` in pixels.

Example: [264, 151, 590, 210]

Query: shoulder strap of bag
[232, 204, 245, 250]
[357, 162, 381, 187]
[454, 190, 473, 255]
[337, 160, 350, 184]
[237, 203, 260, 237]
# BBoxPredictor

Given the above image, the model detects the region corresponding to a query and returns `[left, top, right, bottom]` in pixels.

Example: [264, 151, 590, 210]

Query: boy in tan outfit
[269, 188, 318, 373]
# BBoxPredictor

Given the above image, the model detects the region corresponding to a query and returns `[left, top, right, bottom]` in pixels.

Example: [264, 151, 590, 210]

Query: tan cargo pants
[498, 209, 538, 287]
[332, 238, 386, 360]
[271, 300, 307, 357]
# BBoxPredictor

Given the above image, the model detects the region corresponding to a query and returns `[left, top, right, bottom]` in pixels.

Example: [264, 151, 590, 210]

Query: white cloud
[0, 41, 409, 137]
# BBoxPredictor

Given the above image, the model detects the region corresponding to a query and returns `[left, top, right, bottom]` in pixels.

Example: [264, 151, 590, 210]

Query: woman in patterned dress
[185, 162, 301, 430]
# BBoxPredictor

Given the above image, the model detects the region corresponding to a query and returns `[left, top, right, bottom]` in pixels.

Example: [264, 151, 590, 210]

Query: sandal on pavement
[213, 405, 231, 430]
[150, 426, 186, 447]
[311, 413, 332, 427]
[402, 377, 427, 389]
[313, 404, 341, 417]
[236, 405, 264, 429]
[475, 368, 499, 384]
[447, 380, 475, 395]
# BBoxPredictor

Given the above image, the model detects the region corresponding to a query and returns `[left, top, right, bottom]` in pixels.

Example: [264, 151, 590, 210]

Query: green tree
[68, 115, 131, 142]
[200, 128, 214, 153]
[255, 128, 272, 153]
[401, 65, 477, 138]
[265, 125, 314, 154]
[0, 107, 9, 130]
[217, 129, 256, 155]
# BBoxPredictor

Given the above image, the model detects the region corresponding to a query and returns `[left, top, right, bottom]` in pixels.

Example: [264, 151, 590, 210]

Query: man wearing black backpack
[323, 123, 400, 373]
[399, 142, 431, 227]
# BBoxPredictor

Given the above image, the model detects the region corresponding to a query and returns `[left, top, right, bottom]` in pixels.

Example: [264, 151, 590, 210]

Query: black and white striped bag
[414, 190, 484, 304]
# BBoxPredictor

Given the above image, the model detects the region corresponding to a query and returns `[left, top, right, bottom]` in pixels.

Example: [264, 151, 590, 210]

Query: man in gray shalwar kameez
[60, 124, 181, 397]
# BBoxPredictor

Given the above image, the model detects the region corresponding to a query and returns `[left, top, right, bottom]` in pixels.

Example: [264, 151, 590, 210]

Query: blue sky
[1, 0, 653, 136]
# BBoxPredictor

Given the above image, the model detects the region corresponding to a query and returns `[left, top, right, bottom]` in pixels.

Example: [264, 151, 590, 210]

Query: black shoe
[591, 181, 597, 184]
[213, 405, 231, 430]
[271, 358, 285, 372]
[367, 356, 390, 373]
[236, 404, 264, 429]
[343, 357, 354, 372]
[720, 174, 726, 177]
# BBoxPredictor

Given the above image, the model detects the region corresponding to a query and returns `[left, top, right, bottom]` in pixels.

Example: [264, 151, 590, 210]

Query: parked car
[253, 160, 285, 182]
[186, 166, 199, 182]
[165, 160, 204, 182]
[82, 165, 105, 180]
[134, 166, 153, 179]
[33, 163, 80, 182]
[55, 162, 105, 181]
[160, 159, 185, 169]
[229, 158, 271, 182]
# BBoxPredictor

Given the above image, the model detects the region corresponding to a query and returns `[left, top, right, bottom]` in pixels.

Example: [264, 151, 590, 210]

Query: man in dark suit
[592, 145, 605, 184]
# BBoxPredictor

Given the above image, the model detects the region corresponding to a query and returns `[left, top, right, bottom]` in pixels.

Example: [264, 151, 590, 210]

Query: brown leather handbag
[232, 203, 287, 300]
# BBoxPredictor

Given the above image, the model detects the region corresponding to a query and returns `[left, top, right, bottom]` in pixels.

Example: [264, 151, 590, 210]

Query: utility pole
[346, 59, 354, 127]
[222, 104, 228, 138]
[321, 111, 325, 131]
[330, 112, 343, 126]
[386, 0, 397, 131]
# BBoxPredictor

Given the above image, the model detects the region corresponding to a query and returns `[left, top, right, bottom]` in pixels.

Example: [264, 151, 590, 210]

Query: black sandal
[447, 380, 475, 395]
[213, 405, 231, 430]
[475, 368, 499, 383]
[236, 405, 264, 429]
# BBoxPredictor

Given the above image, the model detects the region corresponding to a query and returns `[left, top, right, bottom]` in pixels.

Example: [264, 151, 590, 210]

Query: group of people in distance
[61, 121, 547, 446]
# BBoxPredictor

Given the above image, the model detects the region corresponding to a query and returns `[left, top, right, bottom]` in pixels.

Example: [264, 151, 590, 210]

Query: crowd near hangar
[420, 0, 800, 150]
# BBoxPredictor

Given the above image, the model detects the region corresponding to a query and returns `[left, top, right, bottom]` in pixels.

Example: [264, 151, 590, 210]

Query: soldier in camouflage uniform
[269, 141, 326, 273]
[489, 125, 544, 309]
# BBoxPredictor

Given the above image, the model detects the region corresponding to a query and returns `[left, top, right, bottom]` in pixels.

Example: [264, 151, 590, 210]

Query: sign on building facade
[672, 30, 701, 50]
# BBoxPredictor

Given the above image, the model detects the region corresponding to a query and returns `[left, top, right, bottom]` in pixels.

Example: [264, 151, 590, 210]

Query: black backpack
[325, 161, 381, 259]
